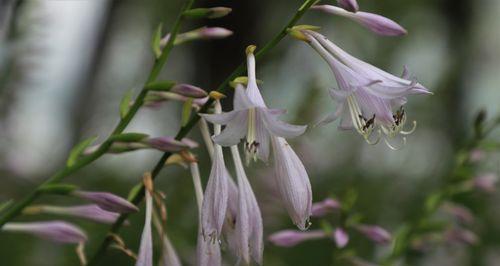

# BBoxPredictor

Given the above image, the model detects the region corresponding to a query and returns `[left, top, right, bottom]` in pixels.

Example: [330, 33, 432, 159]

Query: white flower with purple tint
[2, 221, 87, 244]
[201, 46, 307, 163]
[303, 30, 431, 149]
[268, 230, 326, 247]
[230, 145, 263, 264]
[312, 5, 407, 36]
[72, 190, 139, 213]
[271, 136, 312, 230]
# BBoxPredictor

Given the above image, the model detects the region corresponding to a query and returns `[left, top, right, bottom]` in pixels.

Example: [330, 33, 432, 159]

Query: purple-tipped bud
[312, 5, 407, 36]
[356, 225, 391, 245]
[311, 198, 341, 217]
[445, 228, 478, 245]
[146, 137, 198, 152]
[198, 27, 233, 39]
[337, 0, 359, 12]
[72, 191, 138, 213]
[40, 205, 123, 225]
[442, 202, 475, 225]
[171, 84, 207, 99]
[268, 230, 326, 247]
[473, 173, 498, 193]
[3, 221, 87, 244]
[333, 228, 349, 248]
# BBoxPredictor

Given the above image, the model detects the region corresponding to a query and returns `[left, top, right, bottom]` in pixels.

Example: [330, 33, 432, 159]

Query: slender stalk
[0, 0, 193, 227]
[87, 0, 316, 263]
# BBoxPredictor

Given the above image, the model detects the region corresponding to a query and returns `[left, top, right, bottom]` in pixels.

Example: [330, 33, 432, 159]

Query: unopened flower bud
[72, 190, 138, 213]
[333, 228, 349, 248]
[183, 7, 232, 19]
[268, 230, 325, 247]
[473, 173, 498, 193]
[311, 198, 341, 217]
[171, 84, 207, 98]
[145, 137, 198, 152]
[29, 205, 124, 225]
[442, 202, 475, 225]
[2, 221, 87, 244]
[355, 225, 391, 245]
[445, 228, 478, 245]
[337, 0, 359, 12]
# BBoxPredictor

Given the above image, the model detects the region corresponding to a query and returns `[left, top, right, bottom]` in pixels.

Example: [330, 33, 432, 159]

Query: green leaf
[0, 199, 13, 214]
[181, 98, 193, 126]
[128, 183, 143, 201]
[66, 136, 98, 167]
[424, 192, 443, 213]
[144, 80, 176, 91]
[120, 89, 134, 119]
[152, 23, 163, 58]
[37, 183, 78, 195]
[109, 133, 149, 143]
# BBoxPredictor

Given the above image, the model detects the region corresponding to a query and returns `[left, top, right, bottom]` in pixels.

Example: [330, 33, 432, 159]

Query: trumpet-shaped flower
[201, 46, 307, 163]
[303, 30, 431, 148]
[271, 136, 312, 230]
[230, 145, 263, 264]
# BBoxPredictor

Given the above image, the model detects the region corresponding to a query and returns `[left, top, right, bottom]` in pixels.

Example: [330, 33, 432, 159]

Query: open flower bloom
[2, 221, 87, 244]
[230, 145, 263, 264]
[196, 229, 221, 266]
[312, 5, 407, 36]
[271, 136, 312, 230]
[304, 30, 431, 149]
[200, 46, 307, 163]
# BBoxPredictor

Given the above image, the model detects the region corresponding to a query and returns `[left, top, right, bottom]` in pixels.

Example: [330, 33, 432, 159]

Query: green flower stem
[87, 0, 316, 264]
[0, 0, 194, 228]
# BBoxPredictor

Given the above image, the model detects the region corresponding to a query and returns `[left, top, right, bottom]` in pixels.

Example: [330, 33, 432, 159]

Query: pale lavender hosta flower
[268, 230, 326, 247]
[312, 5, 407, 36]
[196, 229, 221, 266]
[473, 173, 498, 193]
[271, 136, 312, 230]
[171, 83, 207, 99]
[2, 221, 87, 244]
[136, 188, 153, 266]
[355, 225, 391, 245]
[230, 145, 263, 264]
[201, 46, 307, 163]
[72, 190, 139, 213]
[333, 228, 349, 248]
[40, 205, 122, 225]
[311, 198, 341, 217]
[146, 137, 198, 152]
[337, 0, 359, 13]
[200, 138, 229, 241]
[304, 30, 431, 149]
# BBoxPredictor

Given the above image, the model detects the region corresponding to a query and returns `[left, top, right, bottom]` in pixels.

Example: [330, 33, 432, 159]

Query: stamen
[384, 136, 406, 150]
[400, 121, 417, 135]
[245, 108, 258, 165]
[364, 129, 381, 145]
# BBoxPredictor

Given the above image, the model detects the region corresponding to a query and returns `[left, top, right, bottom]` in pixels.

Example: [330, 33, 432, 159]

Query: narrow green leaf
[37, 184, 78, 195]
[0, 199, 13, 214]
[152, 23, 163, 58]
[66, 136, 98, 167]
[144, 80, 176, 91]
[181, 98, 193, 126]
[128, 183, 143, 201]
[120, 90, 134, 119]
[109, 133, 149, 143]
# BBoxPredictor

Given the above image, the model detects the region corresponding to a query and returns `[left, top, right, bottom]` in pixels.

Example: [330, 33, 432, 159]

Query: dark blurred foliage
[0, 0, 499, 265]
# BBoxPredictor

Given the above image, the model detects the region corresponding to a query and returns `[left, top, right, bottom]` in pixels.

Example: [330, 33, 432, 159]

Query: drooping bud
[311, 198, 341, 217]
[355, 225, 391, 245]
[312, 5, 407, 36]
[2, 221, 87, 244]
[145, 137, 198, 152]
[268, 230, 326, 247]
[171, 84, 208, 98]
[160, 27, 233, 47]
[337, 0, 359, 12]
[333, 228, 349, 248]
[72, 191, 139, 213]
[24, 205, 123, 225]
[183, 7, 232, 19]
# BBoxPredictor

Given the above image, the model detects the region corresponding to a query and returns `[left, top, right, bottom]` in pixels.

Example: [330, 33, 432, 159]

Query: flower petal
[261, 109, 307, 138]
[212, 110, 248, 146]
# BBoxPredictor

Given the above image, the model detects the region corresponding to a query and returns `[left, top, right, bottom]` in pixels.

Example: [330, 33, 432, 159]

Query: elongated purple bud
[198, 27, 233, 39]
[3, 221, 87, 244]
[72, 191, 139, 213]
[146, 137, 198, 152]
[356, 225, 391, 245]
[171, 84, 208, 98]
[37, 205, 123, 225]
[311, 198, 341, 217]
[333, 228, 349, 248]
[312, 5, 407, 36]
[268, 230, 326, 247]
[337, 0, 359, 12]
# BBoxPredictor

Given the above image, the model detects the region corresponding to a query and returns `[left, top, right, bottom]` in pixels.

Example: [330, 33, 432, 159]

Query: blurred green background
[0, 0, 499, 265]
